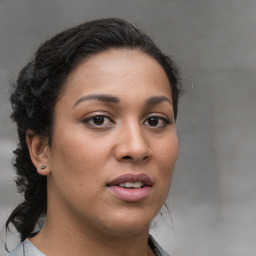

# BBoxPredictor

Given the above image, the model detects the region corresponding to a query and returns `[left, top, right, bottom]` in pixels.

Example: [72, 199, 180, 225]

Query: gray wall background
[0, 1, 256, 256]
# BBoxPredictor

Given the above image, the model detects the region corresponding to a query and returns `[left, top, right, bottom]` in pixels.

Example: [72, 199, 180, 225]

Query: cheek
[156, 132, 178, 161]
[149, 135, 178, 214]
[48, 136, 103, 204]
[50, 130, 109, 182]
[155, 134, 178, 183]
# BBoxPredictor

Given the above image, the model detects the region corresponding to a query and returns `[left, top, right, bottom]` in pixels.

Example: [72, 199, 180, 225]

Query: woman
[6, 18, 182, 256]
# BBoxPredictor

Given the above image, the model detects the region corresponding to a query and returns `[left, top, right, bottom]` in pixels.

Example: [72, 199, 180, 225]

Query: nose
[114, 122, 152, 163]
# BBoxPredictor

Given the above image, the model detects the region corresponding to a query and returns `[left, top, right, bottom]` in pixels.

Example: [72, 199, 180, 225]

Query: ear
[26, 129, 51, 176]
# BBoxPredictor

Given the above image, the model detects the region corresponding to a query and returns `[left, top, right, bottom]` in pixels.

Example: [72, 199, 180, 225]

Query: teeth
[119, 183, 126, 188]
[125, 182, 134, 188]
[134, 182, 143, 188]
[118, 182, 144, 188]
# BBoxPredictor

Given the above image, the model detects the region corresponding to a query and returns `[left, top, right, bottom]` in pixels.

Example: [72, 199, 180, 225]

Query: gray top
[9, 235, 170, 256]
[9, 240, 44, 256]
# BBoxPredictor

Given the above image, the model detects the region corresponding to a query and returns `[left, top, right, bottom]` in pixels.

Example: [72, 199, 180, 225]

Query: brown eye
[144, 116, 170, 128]
[92, 116, 105, 125]
[83, 115, 114, 127]
[147, 117, 159, 126]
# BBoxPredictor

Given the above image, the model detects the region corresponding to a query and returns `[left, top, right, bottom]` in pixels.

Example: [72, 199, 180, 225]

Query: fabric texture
[9, 235, 170, 256]
[9, 240, 45, 256]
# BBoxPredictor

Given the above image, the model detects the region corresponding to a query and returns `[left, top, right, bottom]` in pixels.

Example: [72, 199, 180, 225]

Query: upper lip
[107, 173, 153, 186]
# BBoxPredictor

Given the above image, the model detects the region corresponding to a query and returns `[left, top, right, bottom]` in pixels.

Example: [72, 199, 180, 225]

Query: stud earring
[41, 165, 46, 170]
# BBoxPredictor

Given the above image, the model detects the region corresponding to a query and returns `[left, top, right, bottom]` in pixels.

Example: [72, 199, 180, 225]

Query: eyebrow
[73, 94, 120, 108]
[145, 96, 172, 106]
[73, 94, 172, 108]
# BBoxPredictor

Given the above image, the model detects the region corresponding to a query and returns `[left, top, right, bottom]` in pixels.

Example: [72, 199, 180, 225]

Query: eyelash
[82, 114, 171, 128]
[82, 115, 114, 127]
[143, 115, 170, 128]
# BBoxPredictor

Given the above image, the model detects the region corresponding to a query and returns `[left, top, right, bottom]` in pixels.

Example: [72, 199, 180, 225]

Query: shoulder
[9, 236, 170, 256]
[9, 240, 45, 256]
[8, 242, 24, 256]
[148, 235, 171, 256]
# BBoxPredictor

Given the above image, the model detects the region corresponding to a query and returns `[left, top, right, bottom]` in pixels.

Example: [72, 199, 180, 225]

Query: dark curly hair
[5, 17, 182, 242]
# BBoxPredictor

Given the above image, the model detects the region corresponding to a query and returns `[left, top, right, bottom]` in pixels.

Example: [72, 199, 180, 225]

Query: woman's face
[46, 49, 178, 236]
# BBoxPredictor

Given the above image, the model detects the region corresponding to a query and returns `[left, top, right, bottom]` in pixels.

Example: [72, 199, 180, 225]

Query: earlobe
[26, 129, 51, 176]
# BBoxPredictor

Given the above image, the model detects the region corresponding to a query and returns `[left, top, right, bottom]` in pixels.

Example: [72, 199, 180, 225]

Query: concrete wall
[1, 1, 255, 255]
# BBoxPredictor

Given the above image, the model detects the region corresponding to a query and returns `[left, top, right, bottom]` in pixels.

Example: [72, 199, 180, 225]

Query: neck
[29, 214, 154, 256]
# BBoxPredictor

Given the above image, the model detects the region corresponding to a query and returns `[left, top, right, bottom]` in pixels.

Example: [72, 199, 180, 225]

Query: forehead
[61, 49, 172, 103]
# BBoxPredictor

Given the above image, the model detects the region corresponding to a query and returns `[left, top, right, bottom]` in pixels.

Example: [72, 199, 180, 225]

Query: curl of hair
[6, 18, 182, 242]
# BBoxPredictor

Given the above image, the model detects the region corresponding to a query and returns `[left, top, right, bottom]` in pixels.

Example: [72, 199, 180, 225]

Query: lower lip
[108, 186, 152, 202]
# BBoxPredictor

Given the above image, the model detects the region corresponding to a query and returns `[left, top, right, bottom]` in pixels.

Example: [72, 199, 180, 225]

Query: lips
[108, 173, 153, 186]
[107, 173, 153, 202]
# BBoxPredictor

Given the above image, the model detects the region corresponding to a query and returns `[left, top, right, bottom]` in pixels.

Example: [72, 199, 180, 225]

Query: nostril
[121, 155, 150, 161]
[123, 156, 133, 160]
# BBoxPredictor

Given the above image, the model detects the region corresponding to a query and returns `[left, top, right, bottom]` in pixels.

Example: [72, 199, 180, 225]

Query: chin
[98, 208, 156, 236]
[103, 222, 150, 237]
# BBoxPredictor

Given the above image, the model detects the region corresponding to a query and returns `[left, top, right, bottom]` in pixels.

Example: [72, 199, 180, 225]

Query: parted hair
[5, 17, 182, 242]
